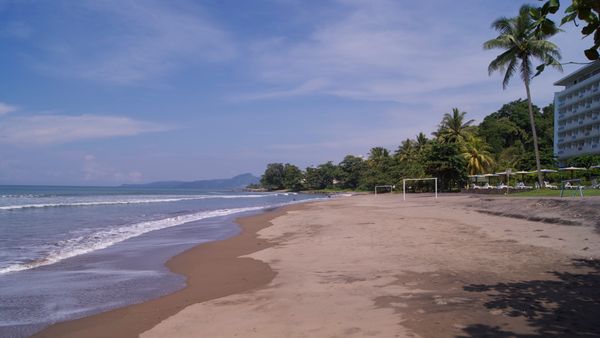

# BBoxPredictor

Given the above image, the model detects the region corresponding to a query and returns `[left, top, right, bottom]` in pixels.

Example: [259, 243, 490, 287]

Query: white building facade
[554, 61, 600, 161]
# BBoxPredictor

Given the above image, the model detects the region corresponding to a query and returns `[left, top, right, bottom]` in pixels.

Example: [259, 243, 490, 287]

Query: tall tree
[395, 139, 416, 162]
[415, 132, 429, 152]
[261, 163, 286, 190]
[484, 5, 562, 187]
[338, 155, 367, 190]
[367, 147, 391, 167]
[461, 137, 495, 175]
[435, 108, 475, 145]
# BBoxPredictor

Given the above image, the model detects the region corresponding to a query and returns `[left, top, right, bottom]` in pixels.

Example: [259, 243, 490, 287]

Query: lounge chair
[471, 183, 481, 189]
[482, 183, 493, 189]
[564, 181, 585, 190]
[515, 182, 532, 189]
[591, 179, 600, 189]
[544, 181, 557, 189]
[497, 183, 509, 189]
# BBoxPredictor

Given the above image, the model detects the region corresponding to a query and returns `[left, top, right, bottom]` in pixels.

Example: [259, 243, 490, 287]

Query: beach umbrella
[534, 169, 557, 184]
[467, 175, 484, 184]
[514, 170, 532, 181]
[590, 165, 600, 169]
[483, 173, 498, 184]
[495, 170, 515, 184]
[559, 166, 587, 179]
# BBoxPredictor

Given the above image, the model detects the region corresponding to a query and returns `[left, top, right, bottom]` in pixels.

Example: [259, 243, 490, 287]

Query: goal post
[402, 178, 438, 201]
[374, 185, 395, 194]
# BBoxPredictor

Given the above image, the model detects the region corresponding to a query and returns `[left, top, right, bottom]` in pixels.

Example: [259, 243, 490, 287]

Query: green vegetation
[256, 4, 600, 193]
[533, 0, 600, 60]
[258, 97, 600, 193]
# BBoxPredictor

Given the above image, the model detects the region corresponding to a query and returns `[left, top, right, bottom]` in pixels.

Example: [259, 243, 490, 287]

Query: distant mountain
[121, 173, 260, 190]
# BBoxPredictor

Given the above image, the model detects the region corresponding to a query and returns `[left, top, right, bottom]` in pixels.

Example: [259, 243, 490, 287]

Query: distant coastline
[120, 173, 259, 190]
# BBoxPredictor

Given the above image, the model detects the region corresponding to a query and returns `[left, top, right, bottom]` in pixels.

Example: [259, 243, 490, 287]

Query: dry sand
[140, 194, 600, 338]
[36, 194, 600, 337]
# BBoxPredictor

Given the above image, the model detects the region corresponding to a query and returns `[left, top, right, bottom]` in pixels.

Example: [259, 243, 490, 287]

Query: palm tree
[368, 147, 390, 167]
[436, 108, 475, 144]
[462, 137, 495, 175]
[484, 5, 562, 187]
[415, 132, 429, 152]
[395, 139, 415, 162]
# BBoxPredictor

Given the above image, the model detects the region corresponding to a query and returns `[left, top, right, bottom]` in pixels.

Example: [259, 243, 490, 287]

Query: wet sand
[34, 205, 304, 338]
[37, 194, 600, 337]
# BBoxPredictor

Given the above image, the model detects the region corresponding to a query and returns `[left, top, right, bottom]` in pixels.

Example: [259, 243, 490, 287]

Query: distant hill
[121, 173, 260, 190]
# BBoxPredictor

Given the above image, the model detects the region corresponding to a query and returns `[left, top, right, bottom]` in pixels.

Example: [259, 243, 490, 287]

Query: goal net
[402, 178, 438, 200]
[374, 185, 394, 194]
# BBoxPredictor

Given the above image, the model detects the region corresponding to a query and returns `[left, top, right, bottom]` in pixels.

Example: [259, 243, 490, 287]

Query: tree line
[259, 100, 565, 192]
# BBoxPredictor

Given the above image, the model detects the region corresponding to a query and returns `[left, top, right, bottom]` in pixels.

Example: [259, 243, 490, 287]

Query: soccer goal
[402, 178, 438, 201]
[374, 185, 395, 194]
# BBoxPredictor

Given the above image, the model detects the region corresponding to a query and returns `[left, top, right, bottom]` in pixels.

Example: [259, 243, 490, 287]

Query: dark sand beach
[36, 195, 600, 337]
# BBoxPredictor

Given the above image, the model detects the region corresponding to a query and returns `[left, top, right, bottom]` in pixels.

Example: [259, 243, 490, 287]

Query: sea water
[0, 185, 320, 337]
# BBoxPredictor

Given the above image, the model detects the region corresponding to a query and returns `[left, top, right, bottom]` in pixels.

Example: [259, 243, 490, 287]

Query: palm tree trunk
[524, 77, 544, 188]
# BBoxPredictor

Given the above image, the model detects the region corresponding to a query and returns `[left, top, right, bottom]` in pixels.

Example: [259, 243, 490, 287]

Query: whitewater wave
[0, 193, 290, 211]
[0, 206, 267, 274]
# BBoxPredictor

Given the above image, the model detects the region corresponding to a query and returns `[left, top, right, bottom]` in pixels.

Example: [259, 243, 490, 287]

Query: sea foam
[0, 194, 285, 211]
[0, 205, 266, 274]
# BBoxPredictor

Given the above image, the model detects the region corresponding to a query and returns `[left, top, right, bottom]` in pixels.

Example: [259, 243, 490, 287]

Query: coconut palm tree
[436, 108, 475, 145]
[395, 139, 415, 162]
[484, 5, 562, 187]
[415, 132, 429, 152]
[462, 137, 495, 175]
[368, 147, 390, 167]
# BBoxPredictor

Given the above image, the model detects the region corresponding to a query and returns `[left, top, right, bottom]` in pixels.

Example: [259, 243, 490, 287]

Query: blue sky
[0, 0, 591, 185]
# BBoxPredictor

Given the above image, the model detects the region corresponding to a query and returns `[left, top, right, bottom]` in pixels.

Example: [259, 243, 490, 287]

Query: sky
[0, 0, 592, 185]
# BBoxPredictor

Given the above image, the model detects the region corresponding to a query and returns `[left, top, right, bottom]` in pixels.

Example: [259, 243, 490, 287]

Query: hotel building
[554, 60, 600, 161]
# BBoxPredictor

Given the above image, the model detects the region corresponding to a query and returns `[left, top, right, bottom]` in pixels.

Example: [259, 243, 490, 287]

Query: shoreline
[33, 203, 306, 338]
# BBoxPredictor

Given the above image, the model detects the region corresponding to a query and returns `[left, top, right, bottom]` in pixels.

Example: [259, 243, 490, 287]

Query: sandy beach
[38, 194, 600, 337]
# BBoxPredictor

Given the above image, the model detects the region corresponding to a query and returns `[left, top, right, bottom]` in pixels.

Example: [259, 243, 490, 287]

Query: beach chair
[471, 183, 481, 189]
[515, 182, 532, 189]
[591, 179, 600, 189]
[482, 183, 492, 189]
[544, 181, 557, 189]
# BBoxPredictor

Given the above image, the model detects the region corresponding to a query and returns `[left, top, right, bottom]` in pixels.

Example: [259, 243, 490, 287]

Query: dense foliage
[259, 98, 599, 193]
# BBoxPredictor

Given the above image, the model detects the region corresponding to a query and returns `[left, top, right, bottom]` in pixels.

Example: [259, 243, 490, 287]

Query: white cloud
[35, 0, 235, 84]
[0, 114, 170, 145]
[239, 0, 585, 115]
[0, 102, 18, 115]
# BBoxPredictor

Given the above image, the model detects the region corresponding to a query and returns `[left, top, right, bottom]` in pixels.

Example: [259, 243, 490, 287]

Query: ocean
[0, 185, 321, 337]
